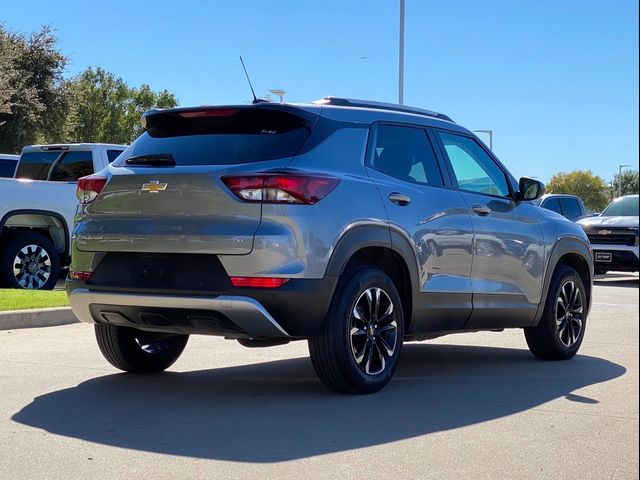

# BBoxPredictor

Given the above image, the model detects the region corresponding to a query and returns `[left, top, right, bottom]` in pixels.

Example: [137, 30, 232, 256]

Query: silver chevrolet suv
[66, 97, 594, 394]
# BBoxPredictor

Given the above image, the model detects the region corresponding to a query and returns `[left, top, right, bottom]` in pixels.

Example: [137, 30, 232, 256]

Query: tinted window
[0, 159, 17, 178]
[602, 196, 639, 217]
[437, 131, 510, 197]
[370, 125, 444, 186]
[107, 150, 124, 163]
[116, 109, 312, 166]
[15, 152, 60, 180]
[49, 151, 94, 181]
[542, 198, 563, 215]
[559, 198, 582, 220]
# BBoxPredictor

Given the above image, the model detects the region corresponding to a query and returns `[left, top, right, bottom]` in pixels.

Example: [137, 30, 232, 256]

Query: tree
[546, 170, 610, 212]
[66, 67, 178, 144]
[611, 169, 639, 198]
[0, 24, 69, 153]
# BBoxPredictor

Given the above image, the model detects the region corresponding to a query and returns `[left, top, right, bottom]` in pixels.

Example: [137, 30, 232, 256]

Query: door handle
[389, 192, 411, 206]
[472, 204, 491, 216]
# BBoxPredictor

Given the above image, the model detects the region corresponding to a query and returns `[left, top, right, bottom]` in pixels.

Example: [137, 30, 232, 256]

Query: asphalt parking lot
[1, 274, 638, 480]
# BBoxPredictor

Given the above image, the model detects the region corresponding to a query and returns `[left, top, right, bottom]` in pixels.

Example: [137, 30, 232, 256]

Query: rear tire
[308, 268, 404, 394]
[94, 324, 188, 373]
[0, 231, 60, 290]
[524, 265, 587, 360]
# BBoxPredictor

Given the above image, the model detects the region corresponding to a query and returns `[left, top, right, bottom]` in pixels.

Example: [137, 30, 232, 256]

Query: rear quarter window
[0, 159, 17, 178]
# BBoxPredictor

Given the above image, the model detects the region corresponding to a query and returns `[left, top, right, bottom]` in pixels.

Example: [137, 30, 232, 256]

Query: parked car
[0, 143, 126, 289]
[578, 194, 639, 275]
[66, 97, 593, 394]
[0, 154, 19, 178]
[534, 194, 590, 222]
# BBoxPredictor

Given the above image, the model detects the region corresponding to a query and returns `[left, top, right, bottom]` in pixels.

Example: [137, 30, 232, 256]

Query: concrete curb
[0, 307, 79, 330]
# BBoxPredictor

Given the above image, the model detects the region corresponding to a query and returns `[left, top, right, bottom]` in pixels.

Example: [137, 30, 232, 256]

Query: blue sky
[3, 0, 638, 182]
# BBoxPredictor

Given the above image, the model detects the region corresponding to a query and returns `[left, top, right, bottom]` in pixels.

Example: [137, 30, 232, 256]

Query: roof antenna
[239, 56, 269, 104]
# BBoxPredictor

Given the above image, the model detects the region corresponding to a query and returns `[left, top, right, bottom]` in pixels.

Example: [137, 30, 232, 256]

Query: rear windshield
[15, 152, 61, 180]
[602, 196, 639, 217]
[114, 108, 313, 166]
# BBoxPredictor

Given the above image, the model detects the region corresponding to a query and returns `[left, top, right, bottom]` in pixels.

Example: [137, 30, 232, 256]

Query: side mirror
[517, 177, 545, 201]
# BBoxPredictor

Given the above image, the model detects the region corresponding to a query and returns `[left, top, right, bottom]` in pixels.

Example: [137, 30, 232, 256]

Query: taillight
[69, 271, 92, 281]
[230, 277, 289, 288]
[221, 174, 339, 204]
[76, 175, 107, 204]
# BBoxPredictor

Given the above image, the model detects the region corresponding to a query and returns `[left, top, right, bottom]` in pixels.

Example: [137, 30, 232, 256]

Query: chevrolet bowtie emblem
[141, 181, 168, 193]
[598, 229, 612, 235]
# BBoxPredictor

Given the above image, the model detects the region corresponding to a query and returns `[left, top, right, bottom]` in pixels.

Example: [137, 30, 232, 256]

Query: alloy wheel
[349, 287, 398, 375]
[555, 280, 584, 347]
[12, 244, 52, 289]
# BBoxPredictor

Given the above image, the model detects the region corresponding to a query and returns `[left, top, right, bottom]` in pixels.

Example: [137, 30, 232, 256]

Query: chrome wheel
[350, 287, 398, 375]
[12, 244, 52, 289]
[555, 280, 584, 347]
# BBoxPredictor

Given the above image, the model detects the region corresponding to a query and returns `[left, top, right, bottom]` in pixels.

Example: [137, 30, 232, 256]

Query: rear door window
[0, 159, 17, 178]
[49, 151, 94, 181]
[116, 108, 314, 166]
[559, 198, 582, 220]
[370, 125, 444, 186]
[542, 198, 563, 215]
[15, 152, 61, 180]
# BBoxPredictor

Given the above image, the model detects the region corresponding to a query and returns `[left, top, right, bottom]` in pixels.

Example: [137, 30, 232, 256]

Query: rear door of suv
[431, 129, 545, 329]
[365, 123, 474, 332]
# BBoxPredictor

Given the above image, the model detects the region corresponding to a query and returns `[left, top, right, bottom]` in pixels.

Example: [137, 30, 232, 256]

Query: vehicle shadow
[12, 344, 625, 463]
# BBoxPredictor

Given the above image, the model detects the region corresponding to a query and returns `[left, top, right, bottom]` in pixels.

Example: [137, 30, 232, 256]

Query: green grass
[0, 289, 69, 312]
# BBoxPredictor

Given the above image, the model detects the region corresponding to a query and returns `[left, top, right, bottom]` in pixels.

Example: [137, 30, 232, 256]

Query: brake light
[76, 175, 107, 204]
[221, 174, 339, 204]
[230, 277, 289, 288]
[179, 108, 238, 118]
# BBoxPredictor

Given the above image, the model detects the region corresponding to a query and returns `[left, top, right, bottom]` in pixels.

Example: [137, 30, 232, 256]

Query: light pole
[618, 164, 631, 198]
[269, 89, 285, 103]
[399, 0, 405, 105]
[474, 129, 493, 150]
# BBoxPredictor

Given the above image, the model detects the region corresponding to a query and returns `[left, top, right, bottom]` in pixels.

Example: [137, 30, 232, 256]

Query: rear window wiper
[125, 154, 176, 167]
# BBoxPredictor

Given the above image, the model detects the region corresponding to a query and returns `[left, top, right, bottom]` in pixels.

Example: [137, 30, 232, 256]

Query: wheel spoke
[355, 339, 370, 364]
[350, 327, 367, 337]
[373, 288, 381, 320]
[377, 334, 395, 356]
[364, 341, 375, 374]
[372, 343, 386, 373]
[365, 289, 374, 321]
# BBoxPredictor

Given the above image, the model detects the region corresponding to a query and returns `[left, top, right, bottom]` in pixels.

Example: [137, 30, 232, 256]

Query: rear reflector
[76, 175, 107, 204]
[69, 271, 92, 281]
[230, 277, 289, 288]
[222, 174, 339, 204]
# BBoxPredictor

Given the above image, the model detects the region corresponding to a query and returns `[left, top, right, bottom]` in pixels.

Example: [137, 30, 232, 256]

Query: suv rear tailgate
[75, 104, 319, 255]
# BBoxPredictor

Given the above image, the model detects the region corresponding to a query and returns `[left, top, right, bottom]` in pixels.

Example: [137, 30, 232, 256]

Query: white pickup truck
[0, 143, 126, 289]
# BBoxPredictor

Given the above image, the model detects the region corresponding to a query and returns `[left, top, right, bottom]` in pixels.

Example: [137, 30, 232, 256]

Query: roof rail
[312, 96, 454, 122]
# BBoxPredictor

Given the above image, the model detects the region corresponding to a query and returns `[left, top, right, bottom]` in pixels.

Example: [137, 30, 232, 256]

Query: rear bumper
[69, 289, 289, 338]
[66, 275, 338, 338]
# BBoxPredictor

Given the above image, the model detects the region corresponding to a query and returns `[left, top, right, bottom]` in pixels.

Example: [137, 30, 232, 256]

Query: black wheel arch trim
[326, 225, 419, 286]
[325, 223, 421, 322]
[532, 236, 593, 326]
[0, 209, 71, 261]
